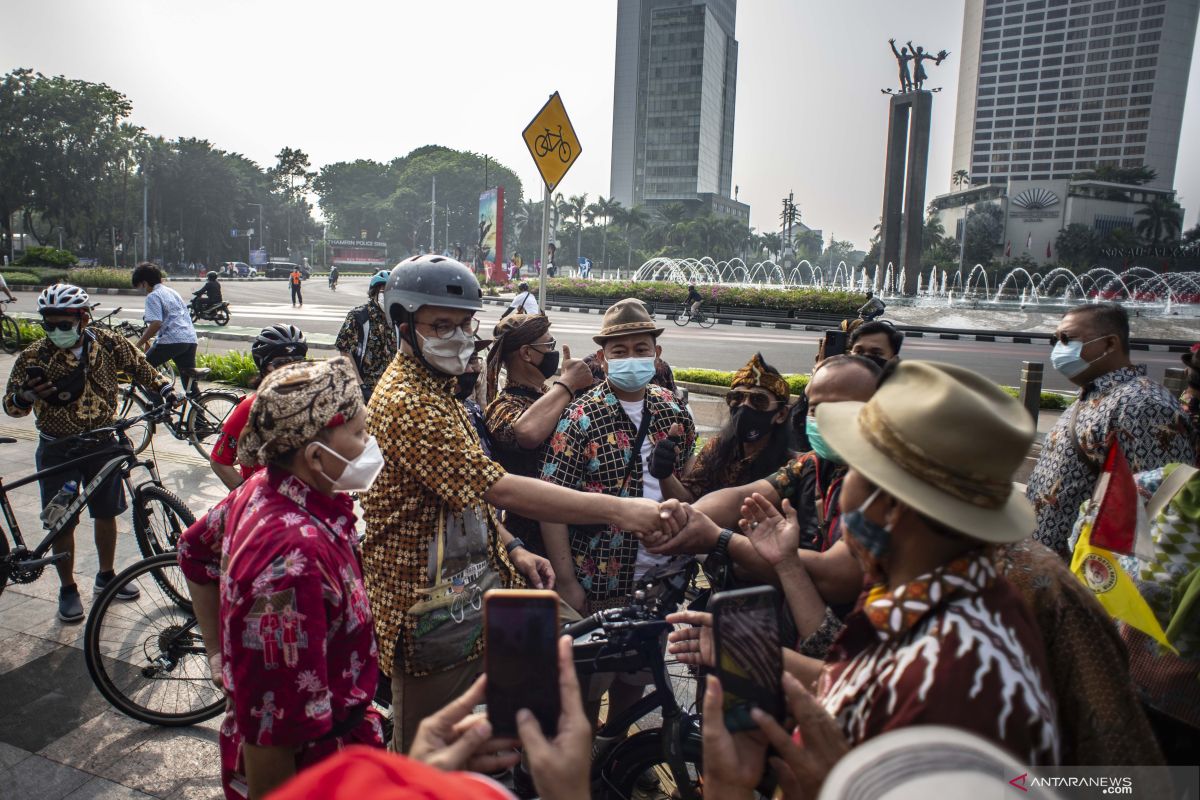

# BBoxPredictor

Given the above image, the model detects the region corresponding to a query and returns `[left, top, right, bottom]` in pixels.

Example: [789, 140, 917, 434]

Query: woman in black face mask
[673, 353, 794, 501]
[455, 340, 493, 457]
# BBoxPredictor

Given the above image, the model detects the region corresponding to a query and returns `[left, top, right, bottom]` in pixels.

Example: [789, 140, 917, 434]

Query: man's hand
[409, 674, 521, 774]
[20, 376, 55, 403]
[752, 672, 850, 800]
[137, 339, 151, 353]
[648, 423, 684, 480]
[511, 548, 556, 590]
[161, 387, 183, 408]
[740, 494, 802, 568]
[645, 501, 723, 555]
[615, 497, 668, 538]
[702, 675, 768, 798]
[665, 609, 715, 668]
[517, 636, 593, 800]
[556, 576, 586, 614]
[559, 345, 592, 393]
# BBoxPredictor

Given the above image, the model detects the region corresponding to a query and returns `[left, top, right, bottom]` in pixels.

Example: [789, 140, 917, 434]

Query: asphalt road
[13, 275, 1187, 392]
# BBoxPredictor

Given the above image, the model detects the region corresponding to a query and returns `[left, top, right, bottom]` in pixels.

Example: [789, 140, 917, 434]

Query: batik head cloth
[238, 356, 363, 467]
[731, 352, 789, 402]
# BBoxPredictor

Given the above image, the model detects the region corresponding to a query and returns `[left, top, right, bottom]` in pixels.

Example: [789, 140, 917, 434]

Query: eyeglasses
[40, 320, 78, 333]
[419, 318, 480, 340]
[1050, 332, 1103, 347]
[724, 389, 781, 412]
[529, 338, 557, 352]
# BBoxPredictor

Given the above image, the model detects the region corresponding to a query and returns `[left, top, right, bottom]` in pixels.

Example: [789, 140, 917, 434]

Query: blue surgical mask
[1050, 336, 1105, 379]
[805, 416, 843, 464]
[841, 488, 892, 558]
[607, 356, 656, 392]
[48, 325, 81, 349]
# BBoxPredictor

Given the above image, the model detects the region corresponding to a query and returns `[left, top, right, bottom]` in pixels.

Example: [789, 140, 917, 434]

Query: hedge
[500, 278, 866, 315]
[196, 351, 258, 387]
[1, 265, 131, 288]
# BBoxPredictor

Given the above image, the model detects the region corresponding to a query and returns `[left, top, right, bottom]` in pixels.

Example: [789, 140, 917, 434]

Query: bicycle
[0, 299, 22, 354]
[534, 124, 573, 163]
[0, 406, 195, 606]
[673, 306, 717, 329]
[90, 306, 146, 340]
[117, 371, 241, 459]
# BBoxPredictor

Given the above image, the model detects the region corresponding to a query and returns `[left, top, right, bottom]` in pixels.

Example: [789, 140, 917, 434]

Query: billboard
[478, 187, 505, 283]
[328, 239, 388, 268]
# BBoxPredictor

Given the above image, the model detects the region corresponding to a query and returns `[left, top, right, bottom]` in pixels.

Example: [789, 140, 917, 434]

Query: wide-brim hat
[817, 360, 1035, 544]
[593, 298, 664, 345]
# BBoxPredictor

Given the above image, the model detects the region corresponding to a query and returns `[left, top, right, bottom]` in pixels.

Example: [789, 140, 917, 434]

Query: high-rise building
[951, 0, 1199, 190]
[610, 0, 747, 222]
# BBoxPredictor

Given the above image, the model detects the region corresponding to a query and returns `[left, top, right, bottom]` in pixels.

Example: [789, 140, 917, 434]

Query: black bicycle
[117, 373, 240, 459]
[0, 407, 195, 606]
[673, 307, 717, 329]
[0, 299, 22, 353]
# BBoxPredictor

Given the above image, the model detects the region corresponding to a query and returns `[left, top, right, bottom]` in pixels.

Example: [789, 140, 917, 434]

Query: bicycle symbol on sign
[534, 125, 573, 164]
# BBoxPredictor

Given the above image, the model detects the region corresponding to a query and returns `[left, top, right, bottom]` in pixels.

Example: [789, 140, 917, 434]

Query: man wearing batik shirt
[179, 357, 385, 800]
[811, 361, 1060, 765]
[1028, 303, 1194, 555]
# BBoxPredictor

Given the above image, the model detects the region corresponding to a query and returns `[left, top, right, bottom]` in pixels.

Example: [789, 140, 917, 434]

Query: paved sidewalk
[0, 352, 233, 799]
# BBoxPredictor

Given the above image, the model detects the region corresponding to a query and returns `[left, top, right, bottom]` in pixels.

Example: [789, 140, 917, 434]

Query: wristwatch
[504, 537, 526, 555]
[711, 528, 734, 558]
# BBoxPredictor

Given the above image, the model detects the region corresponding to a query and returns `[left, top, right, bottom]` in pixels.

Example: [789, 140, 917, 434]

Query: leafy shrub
[15, 246, 78, 267]
[197, 351, 258, 388]
[675, 367, 809, 395]
[16, 319, 45, 345]
[1, 265, 70, 285]
[516, 278, 864, 315]
[68, 267, 132, 289]
[0, 271, 39, 285]
[999, 385, 1071, 410]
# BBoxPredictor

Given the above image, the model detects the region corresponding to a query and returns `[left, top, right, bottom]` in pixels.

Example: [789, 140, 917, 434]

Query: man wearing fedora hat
[783, 361, 1060, 765]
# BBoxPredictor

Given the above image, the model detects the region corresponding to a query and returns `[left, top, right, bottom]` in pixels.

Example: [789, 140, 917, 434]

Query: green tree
[963, 203, 1003, 267]
[1055, 224, 1100, 268]
[1135, 195, 1184, 243]
[558, 193, 588, 264]
[614, 205, 650, 270]
[952, 169, 970, 189]
[585, 195, 621, 270]
[1073, 164, 1158, 186]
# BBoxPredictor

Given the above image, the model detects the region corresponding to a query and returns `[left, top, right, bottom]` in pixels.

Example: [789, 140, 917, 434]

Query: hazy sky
[7, 0, 1200, 249]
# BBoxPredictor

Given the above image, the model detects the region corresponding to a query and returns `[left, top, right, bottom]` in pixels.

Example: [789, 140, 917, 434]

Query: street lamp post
[248, 203, 264, 264]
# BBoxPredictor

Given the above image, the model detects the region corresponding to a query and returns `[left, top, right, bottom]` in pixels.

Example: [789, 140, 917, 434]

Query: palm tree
[585, 195, 622, 271]
[761, 232, 782, 261]
[1135, 196, 1184, 243]
[510, 198, 540, 254]
[614, 205, 649, 271]
[951, 169, 969, 189]
[557, 193, 588, 265]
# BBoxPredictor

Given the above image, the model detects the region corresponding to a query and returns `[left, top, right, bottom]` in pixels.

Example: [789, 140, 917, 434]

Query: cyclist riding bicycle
[857, 290, 886, 322]
[131, 263, 202, 395]
[686, 283, 704, 318]
[3, 283, 180, 623]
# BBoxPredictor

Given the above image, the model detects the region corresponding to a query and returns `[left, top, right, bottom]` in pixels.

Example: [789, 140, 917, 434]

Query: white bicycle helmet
[251, 323, 308, 370]
[37, 283, 91, 314]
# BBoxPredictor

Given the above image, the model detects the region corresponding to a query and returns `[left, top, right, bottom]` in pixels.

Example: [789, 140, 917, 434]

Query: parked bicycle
[0, 406, 195, 605]
[90, 306, 146, 340]
[117, 371, 240, 459]
[0, 299, 22, 354]
[672, 307, 717, 329]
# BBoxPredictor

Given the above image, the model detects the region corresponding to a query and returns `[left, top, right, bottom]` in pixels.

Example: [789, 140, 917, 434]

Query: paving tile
[0, 629, 61, 675]
[0, 648, 113, 752]
[163, 776, 222, 800]
[99, 732, 220, 799]
[63, 776, 157, 800]
[6, 753, 92, 800]
[0, 740, 31, 769]
[39, 709, 157, 775]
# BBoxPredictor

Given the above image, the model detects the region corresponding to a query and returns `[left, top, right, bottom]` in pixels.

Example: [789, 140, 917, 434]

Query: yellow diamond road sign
[522, 92, 582, 192]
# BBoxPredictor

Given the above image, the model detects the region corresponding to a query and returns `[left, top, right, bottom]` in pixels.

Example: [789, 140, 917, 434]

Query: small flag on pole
[1046, 241, 1053, 259]
[1025, 232, 1033, 249]
[1005, 241, 1012, 257]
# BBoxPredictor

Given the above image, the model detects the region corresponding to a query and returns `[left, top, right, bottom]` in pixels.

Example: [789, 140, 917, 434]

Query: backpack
[350, 305, 372, 373]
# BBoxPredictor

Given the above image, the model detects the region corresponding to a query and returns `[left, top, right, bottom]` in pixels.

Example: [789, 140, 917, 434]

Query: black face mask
[455, 371, 481, 401]
[536, 349, 561, 379]
[732, 405, 778, 443]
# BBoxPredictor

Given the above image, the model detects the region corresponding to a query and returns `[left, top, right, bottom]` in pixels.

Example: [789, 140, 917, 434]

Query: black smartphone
[485, 589, 561, 738]
[711, 585, 784, 732]
[25, 366, 45, 383]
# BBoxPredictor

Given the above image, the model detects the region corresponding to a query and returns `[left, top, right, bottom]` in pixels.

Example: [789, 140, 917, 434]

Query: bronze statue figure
[888, 38, 950, 92]
[889, 39, 913, 92]
[909, 41, 950, 90]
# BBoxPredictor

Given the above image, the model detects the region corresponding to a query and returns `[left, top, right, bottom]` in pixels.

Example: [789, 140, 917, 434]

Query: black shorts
[35, 435, 128, 522]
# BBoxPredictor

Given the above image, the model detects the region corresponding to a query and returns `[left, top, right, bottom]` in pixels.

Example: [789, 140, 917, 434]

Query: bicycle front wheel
[133, 485, 195, 606]
[597, 728, 703, 800]
[185, 391, 240, 459]
[83, 553, 224, 727]
[698, 314, 717, 329]
[673, 311, 691, 327]
[0, 315, 20, 354]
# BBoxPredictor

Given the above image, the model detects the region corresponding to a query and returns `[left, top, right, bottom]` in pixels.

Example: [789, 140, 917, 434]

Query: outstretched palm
[740, 494, 801, 567]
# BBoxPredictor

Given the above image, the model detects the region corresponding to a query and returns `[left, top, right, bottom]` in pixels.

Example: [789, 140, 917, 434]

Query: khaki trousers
[388, 647, 482, 754]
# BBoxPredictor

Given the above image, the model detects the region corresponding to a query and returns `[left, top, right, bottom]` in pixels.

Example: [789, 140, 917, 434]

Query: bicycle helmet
[251, 323, 308, 370]
[37, 283, 91, 315]
[368, 269, 390, 294]
[384, 254, 482, 323]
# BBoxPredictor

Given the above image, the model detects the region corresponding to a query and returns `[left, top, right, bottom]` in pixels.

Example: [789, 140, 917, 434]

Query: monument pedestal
[879, 90, 932, 296]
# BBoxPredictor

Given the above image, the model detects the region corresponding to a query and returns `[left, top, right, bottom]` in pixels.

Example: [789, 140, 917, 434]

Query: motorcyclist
[192, 272, 223, 314]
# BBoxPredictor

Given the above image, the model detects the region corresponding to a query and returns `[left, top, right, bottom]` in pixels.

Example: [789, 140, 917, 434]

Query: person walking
[335, 271, 398, 402]
[290, 267, 305, 307]
[328, 264, 339, 291]
[131, 263, 201, 395]
[5, 284, 178, 622]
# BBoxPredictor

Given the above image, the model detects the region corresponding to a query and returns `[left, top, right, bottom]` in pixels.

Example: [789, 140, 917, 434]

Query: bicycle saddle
[190, 368, 212, 380]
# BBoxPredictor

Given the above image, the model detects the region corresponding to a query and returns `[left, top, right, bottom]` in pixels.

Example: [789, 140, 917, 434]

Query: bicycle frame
[0, 440, 162, 564]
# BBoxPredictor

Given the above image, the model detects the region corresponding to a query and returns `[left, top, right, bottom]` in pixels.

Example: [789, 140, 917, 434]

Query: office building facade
[610, 0, 747, 219]
[951, 0, 1199, 190]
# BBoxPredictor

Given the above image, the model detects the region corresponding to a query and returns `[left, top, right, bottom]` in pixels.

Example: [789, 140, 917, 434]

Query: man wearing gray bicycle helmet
[335, 270, 397, 402]
[4, 283, 179, 622]
[360, 254, 672, 752]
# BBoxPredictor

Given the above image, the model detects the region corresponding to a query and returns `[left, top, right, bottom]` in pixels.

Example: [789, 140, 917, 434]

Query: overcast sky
[7, 0, 1200, 249]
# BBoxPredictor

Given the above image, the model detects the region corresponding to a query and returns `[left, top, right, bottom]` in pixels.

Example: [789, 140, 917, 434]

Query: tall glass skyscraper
[951, 0, 1199, 189]
[610, 0, 740, 212]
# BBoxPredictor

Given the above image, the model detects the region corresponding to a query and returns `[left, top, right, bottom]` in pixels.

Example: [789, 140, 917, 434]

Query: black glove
[648, 435, 681, 480]
[161, 386, 182, 408]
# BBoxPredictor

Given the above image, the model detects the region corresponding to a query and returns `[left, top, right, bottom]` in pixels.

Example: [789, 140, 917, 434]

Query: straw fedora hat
[816, 360, 1035, 543]
[593, 298, 665, 345]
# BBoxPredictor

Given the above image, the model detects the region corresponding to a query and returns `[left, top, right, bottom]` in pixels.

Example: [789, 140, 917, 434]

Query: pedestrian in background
[290, 267, 304, 307]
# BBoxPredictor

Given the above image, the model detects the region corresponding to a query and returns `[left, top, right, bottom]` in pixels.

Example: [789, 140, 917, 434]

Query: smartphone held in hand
[484, 589, 561, 738]
[711, 585, 784, 732]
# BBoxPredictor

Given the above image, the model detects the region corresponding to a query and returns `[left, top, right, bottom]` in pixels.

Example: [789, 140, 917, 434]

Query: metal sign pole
[539, 181, 550, 310]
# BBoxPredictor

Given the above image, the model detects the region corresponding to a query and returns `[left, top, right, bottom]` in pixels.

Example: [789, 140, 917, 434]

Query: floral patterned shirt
[819, 551, 1061, 766]
[765, 452, 847, 552]
[1027, 366, 1194, 554]
[538, 381, 695, 605]
[335, 301, 398, 391]
[213, 468, 383, 799]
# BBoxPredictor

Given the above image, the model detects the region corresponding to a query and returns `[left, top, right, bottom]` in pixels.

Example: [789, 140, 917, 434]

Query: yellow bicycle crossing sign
[522, 92, 582, 191]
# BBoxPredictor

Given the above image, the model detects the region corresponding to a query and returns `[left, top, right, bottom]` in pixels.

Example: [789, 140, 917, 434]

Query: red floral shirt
[210, 469, 383, 798]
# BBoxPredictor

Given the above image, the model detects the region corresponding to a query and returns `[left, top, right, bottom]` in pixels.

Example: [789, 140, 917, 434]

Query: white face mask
[417, 328, 474, 375]
[311, 435, 384, 492]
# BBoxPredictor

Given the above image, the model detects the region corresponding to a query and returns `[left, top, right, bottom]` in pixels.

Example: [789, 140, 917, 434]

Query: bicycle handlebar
[52, 404, 170, 448]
